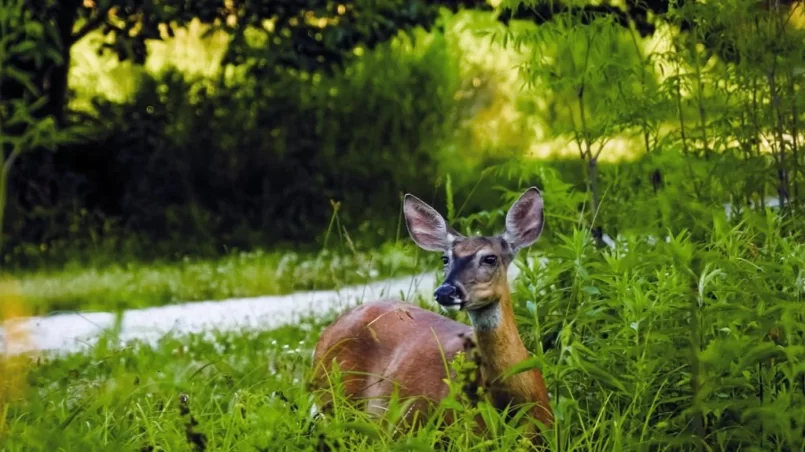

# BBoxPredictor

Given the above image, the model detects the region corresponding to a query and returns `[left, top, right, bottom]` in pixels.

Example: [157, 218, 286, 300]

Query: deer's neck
[467, 288, 553, 428]
[467, 291, 529, 379]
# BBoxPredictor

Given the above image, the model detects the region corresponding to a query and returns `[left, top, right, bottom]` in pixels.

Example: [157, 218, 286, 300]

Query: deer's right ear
[403, 194, 452, 252]
[502, 186, 545, 252]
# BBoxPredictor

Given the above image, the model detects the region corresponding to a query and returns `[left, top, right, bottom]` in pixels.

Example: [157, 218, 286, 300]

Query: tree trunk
[48, 5, 77, 126]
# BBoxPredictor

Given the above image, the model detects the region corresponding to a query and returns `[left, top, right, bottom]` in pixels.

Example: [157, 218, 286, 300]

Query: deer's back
[311, 300, 473, 416]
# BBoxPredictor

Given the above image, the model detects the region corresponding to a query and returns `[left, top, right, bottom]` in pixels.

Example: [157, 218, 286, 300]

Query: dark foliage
[5, 41, 463, 262]
[3, 0, 802, 264]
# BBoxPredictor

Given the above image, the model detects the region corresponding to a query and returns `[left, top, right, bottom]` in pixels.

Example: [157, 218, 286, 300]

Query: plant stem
[674, 45, 701, 197]
[0, 146, 22, 249]
[578, 33, 599, 218]
[689, 275, 705, 447]
[788, 71, 800, 206]
[588, 157, 599, 217]
[626, 25, 653, 154]
[768, 65, 789, 212]
[691, 41, 709, 159]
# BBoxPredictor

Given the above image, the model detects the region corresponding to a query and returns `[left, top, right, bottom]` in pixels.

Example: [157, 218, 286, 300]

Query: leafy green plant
[0, 0, 90, 248]
[5, 208, 805, 450]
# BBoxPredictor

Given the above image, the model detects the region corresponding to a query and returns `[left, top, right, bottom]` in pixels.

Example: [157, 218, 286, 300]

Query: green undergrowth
[6, 146, 799, 317]
[3, 208, 805, 451]
[7, 243, 431, 316]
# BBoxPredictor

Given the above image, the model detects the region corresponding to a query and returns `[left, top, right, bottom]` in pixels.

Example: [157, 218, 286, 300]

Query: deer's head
[403, 187, 544, 313]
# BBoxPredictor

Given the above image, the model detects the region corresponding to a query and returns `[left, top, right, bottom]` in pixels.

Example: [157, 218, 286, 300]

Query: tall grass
[3, 205, 804, 450]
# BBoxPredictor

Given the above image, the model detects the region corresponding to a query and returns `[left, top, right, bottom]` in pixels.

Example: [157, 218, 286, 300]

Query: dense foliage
[4, 0, 804, 268]
[3, 1, 484, 264]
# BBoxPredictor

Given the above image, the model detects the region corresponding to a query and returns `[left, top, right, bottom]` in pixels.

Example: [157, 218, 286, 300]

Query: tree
[8, 0, 794, 130]
[0, 0, 89, 247]
[5, 0, 497, 128]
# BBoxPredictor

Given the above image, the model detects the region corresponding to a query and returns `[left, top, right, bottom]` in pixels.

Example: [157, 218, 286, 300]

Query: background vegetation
[3, 0, 805, 450]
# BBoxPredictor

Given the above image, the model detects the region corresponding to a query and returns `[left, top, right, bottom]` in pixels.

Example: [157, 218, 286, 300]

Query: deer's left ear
[502, 187, 544, 252]
[404, 194, 455, 252]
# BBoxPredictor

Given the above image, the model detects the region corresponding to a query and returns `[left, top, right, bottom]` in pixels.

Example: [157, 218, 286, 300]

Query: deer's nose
[434, 284, 462, 307]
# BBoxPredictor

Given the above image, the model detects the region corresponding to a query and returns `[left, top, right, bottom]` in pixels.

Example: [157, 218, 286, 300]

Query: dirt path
[0, 272, 437, 356]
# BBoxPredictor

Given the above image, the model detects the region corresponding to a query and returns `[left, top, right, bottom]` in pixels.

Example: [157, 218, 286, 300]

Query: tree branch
[498, 1, 657, 37]
[71, 8, 112, 44]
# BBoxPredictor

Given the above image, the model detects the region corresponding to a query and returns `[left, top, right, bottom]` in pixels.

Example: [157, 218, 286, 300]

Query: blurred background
[1, 0, 804, 313]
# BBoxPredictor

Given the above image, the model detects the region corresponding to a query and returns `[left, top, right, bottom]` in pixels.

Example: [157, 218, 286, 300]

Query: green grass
[7, 243, 429, 316]
[4, 212, 805, 451]
[0, 308, 551, 451]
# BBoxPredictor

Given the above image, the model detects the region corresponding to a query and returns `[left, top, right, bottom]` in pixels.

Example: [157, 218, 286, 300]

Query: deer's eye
[441, 256, 449, 266]
[482, 255, 498, 266]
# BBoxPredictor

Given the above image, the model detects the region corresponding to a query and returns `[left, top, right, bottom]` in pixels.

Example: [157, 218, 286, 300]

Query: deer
[310, 187, 553, 443]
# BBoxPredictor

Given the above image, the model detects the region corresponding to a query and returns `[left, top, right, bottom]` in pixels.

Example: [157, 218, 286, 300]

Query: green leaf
[337, 421, 382, 440]
[582, 285, 601, 295]
[2, 65, 39, 95]
[24, 21, 44, 39]
[45, 48, 64, 65]
[734, 342, 785, 373]
[9, 40, 36, 56]
[503, 355, 544, 378]
[575, 358, 627, 393]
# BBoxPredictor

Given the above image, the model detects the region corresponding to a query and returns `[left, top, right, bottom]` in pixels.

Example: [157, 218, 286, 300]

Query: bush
[508, 215, 805, 450]
[4, 31, 465, 266]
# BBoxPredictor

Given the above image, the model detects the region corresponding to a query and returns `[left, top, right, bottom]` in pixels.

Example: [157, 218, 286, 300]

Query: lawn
[3, 214, 805, 451]
[4, 243, 429, 316]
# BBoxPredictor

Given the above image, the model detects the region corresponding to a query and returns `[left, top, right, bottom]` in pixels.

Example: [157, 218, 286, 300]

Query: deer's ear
[403, 194, 453, 252]
[502, 187, 544, 252]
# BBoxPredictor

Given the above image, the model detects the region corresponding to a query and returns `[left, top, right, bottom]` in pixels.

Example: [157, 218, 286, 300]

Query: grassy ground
[5, 243, 430, 316]
[3, 214, 805, 451]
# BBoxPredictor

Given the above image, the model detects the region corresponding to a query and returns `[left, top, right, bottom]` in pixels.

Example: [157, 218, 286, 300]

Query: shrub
[4, 31, 465, 265]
